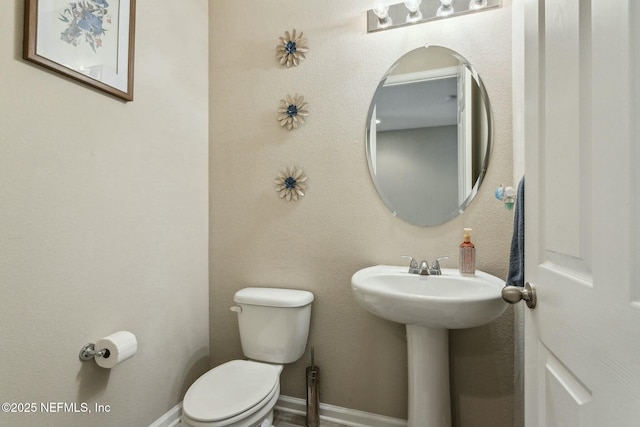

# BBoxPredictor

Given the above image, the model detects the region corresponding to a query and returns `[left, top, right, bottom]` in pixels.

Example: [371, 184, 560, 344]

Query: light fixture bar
[366, 0, 500, 33]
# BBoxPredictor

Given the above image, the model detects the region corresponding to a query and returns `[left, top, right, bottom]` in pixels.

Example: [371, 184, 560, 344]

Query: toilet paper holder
[79, 343, 109, 361]
[78, 331, 137, 368]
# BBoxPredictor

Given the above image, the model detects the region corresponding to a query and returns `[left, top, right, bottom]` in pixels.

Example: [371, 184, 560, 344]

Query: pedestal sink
[351, 265, 507, 427]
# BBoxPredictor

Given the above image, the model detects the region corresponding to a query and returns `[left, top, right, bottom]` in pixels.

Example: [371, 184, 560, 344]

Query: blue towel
[506, 176, 525, 287]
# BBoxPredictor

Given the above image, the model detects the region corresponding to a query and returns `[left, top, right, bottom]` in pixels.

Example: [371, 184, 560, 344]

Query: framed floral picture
[24, 0, 136, 101]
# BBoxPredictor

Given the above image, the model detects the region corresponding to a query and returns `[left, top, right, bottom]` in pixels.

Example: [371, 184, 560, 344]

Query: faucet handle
[401, 256, 419, 274]
[431, 256, 449, 274]
[432, 256, 449, 268]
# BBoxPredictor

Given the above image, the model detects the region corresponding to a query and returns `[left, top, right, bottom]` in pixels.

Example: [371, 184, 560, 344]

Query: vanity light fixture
[366, 0, 501, 33]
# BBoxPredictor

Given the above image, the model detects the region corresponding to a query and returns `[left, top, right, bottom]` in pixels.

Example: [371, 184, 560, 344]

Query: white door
[523, 0, 640, 426]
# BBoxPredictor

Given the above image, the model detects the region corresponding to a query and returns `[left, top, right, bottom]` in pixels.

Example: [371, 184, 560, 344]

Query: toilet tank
[233, 287, 314, 364]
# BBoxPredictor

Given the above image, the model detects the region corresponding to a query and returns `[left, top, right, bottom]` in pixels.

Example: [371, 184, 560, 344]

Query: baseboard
[149, 402, 182, 427]
[150, 396, 407, 427]
[275, 395, 407, 427]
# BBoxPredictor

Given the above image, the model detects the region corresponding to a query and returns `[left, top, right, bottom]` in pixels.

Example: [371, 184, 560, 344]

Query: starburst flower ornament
[276, 29, 309, 67]
[278, 94, 309, 130]
[275, 166, 308, 202]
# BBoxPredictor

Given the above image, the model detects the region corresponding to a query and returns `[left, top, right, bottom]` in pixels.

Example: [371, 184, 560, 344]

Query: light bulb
[373, 5, 388, 19]
[404, 0, 422, 23]
[469, 0, 487, 10]
[404, 0, 421, 13]
[436, 0, 454, 17]
[373, 1, 392, 28]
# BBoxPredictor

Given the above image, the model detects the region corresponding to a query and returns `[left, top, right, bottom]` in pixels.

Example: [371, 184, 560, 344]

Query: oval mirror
[365, 46, 493, 227]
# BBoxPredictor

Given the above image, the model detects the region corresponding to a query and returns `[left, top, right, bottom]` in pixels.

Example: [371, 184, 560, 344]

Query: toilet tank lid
[234, 287, 314, 307]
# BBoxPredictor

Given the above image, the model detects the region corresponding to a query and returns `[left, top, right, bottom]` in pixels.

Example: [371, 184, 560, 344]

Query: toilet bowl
[181, 288, 314, 427]
[182, 360, 282, 427]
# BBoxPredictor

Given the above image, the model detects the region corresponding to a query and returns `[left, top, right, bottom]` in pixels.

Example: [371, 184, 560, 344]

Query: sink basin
[351, 265, 507, 329]
[351, 265, 508, 427]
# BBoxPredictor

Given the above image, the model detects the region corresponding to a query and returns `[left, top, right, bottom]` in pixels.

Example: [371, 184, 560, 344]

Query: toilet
[182, 287, 314, 427]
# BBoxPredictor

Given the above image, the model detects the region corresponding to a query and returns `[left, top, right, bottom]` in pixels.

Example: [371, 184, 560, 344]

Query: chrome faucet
[403, 256, 449, 275]
[418, 260, 431, 275]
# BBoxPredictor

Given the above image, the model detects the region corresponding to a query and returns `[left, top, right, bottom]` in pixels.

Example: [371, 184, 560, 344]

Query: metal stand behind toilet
[306, 347, 320, 427]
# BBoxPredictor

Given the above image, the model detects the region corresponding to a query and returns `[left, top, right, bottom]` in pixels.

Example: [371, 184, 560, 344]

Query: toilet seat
[182, 360, 282, 426]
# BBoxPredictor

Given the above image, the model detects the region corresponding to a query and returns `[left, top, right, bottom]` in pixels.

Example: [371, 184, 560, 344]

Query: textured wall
[210, 1, 514, 425]
[0, 1, 209, 426]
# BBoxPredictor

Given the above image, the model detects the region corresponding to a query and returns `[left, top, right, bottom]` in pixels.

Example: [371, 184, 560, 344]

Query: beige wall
[211, 1, 514, 426]
[0, 1, 209, 426]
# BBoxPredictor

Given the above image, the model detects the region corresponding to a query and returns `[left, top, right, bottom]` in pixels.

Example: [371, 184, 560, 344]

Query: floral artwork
[275, 166, 308, 202]
[58, 0, 112, 52]
[276, 29, 309, 67]
[24, 0, 136, 100]
[278, 94, 309, 130]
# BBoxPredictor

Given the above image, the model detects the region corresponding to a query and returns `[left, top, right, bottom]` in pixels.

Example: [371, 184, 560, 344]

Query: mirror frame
[365, 45, 494, 226]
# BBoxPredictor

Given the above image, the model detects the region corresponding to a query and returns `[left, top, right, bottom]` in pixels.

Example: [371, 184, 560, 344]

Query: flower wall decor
[276, 29, 308, 67]
[278, 94, 309, 130]
[275, 166, 308, 201]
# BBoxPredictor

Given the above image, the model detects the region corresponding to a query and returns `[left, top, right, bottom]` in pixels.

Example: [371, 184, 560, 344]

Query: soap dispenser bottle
[459, 228, 476, 275]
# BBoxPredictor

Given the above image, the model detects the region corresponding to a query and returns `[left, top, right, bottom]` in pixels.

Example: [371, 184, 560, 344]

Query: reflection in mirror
[366, 46, 492, 227]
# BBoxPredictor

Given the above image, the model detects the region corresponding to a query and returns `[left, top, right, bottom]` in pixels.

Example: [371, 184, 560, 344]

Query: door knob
[502, 282, 537, 309]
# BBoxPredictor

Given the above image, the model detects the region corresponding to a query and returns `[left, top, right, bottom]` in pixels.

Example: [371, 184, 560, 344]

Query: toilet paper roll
[94, 331, 137, 369]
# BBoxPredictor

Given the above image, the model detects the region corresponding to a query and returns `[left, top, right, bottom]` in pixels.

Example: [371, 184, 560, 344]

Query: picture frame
[24, 0, 136, 101]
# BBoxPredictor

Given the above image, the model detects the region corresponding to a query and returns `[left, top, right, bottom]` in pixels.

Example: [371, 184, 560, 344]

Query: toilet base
[260, 411, 273, 427]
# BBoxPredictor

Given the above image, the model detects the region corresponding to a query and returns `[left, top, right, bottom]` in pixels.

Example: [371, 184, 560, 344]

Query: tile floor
[273, 410, 347, 427]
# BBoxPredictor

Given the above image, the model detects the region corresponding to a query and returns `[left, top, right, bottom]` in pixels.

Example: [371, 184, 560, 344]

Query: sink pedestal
[406, 325, 450, 427]
[351, 266, 509, 427]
